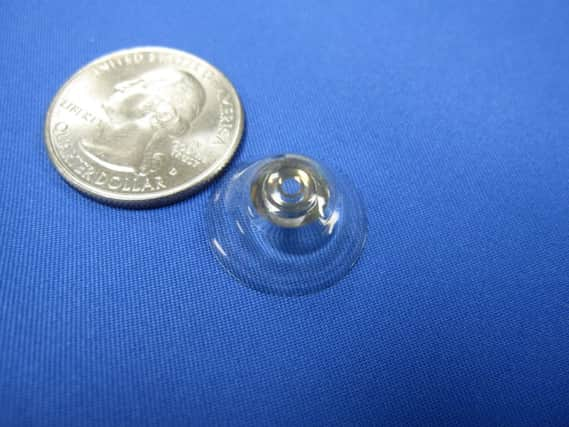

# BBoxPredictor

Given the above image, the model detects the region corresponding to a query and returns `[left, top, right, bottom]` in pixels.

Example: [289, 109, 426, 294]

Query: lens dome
[206, 154, 367, 296]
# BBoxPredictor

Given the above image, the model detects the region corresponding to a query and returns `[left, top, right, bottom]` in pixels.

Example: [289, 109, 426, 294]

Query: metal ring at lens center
[251, 155, 330, 228]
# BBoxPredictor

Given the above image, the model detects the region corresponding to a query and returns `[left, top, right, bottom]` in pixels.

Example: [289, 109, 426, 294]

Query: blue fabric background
[1, 1, 568, 426]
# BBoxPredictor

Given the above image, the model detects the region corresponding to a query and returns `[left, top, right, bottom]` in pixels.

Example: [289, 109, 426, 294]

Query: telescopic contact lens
[206, 154, 367, 296]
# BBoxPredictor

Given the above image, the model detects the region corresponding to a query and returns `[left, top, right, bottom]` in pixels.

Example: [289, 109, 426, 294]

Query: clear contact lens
[206, 154, 367, 296]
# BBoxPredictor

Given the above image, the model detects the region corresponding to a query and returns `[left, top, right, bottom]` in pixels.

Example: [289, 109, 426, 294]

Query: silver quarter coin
[44, 47, 244, 207]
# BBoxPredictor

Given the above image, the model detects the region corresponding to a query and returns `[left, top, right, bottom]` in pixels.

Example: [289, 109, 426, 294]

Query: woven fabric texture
[1, 1, 568, 426]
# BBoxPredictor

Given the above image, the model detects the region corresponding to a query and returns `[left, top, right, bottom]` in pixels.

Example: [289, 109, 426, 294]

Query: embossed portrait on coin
[79, 68, 206, 175]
